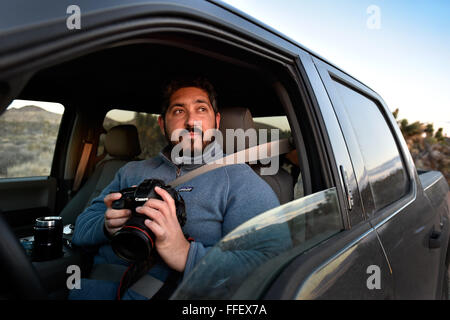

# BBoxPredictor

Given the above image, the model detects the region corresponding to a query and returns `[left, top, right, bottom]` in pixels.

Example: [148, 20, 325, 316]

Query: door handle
[429, 230, 442, 249]
[339, 165, 353, 211]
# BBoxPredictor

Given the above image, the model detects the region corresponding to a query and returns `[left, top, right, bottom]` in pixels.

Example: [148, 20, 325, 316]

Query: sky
[222, 0, 450, 136]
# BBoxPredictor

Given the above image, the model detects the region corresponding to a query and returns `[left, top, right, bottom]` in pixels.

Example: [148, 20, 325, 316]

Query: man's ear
[215, 112, 221, 130]
[158, 115, 165, 135]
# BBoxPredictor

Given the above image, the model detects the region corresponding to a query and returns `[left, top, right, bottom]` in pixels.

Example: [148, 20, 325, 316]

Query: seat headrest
[104, 125, 141, 159]
[219, 107, 256, 153]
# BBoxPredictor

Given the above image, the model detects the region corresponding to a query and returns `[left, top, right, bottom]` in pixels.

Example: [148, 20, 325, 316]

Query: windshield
[171, 188, 342, 299]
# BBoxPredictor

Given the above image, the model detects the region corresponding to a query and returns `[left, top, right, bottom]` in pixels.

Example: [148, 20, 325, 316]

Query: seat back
[60, 125, 141, 225]
[219, 107, 293, 204]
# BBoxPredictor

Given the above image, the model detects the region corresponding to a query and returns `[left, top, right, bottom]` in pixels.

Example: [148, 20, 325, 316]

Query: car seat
[218, 107, 294, 204]
[59, 124, 141, 225]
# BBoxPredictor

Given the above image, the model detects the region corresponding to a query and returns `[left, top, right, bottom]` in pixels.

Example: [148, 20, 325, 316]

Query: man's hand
[103, 193, 132, 236]
[135, 186, 190, 272]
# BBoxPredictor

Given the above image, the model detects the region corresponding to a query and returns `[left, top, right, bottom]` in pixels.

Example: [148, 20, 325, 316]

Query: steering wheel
[0, 214, 48, 299]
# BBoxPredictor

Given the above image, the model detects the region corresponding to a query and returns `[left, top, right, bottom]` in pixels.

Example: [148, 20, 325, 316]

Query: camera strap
[117, 260, 157, 300]
[116, 235, 195, 300]
[167, 138, 293, 188]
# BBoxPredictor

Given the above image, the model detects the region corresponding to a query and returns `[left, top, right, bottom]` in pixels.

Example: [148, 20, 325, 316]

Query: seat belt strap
[168, 138, 293, 188]
[72, 141, 93, 192]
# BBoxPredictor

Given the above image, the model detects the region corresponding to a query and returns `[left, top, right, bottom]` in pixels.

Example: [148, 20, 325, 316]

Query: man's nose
[185, 112, 195, 126]
[185, 112, 202, 128]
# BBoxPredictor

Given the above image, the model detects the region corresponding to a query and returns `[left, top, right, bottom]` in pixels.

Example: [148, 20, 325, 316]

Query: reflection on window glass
[172, 188, 342, 299]
[99, 109, 167, 159]
[253, 116, 291, 142]
[333, 80, 408, 212]
[0, 100, 64, 178]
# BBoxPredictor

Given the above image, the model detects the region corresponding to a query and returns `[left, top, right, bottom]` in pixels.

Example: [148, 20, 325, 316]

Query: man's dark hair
[160, 75, 218, 118]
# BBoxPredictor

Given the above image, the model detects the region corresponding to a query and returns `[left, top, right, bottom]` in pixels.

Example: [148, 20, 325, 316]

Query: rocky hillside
[2, 105, 62, 124]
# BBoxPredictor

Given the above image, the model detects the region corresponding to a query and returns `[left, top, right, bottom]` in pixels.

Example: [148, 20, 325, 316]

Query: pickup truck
[0, 0, 448, 300]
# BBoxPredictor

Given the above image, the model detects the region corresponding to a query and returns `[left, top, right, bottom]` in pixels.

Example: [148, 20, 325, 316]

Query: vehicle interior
[0, 32, 332, 299]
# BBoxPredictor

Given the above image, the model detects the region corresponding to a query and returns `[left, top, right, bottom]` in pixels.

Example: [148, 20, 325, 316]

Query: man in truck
[69, 76, 282, 299]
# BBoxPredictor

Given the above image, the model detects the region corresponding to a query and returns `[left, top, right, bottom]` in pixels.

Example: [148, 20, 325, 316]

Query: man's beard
[164, 122, 217, 158]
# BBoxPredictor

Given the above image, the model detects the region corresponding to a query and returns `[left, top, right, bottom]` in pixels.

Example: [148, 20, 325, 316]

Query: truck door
[314, 57, 443, 299]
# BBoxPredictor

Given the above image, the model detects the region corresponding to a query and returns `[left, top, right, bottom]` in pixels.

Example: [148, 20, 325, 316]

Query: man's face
[158, 87, 220, 156]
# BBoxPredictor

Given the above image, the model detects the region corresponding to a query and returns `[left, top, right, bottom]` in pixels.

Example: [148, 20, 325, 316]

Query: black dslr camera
[110, 179, 186, 262]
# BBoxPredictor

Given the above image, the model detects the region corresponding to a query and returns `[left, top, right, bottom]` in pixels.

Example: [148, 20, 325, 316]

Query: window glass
[172, 188, 343, 299]
[0, 100, 64, 178]
[99, 109, 167, 159]
[333, 80, 408, 211]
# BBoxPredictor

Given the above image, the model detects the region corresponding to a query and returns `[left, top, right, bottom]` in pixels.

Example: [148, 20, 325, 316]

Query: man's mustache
[164, 120, 218, 145]
[178, 126, 204, 142]
[185, 125, 203, 135]
[169, 126, 204, 143]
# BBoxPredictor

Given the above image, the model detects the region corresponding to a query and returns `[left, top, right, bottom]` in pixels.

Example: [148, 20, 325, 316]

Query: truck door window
[173, 187, 343, 299]
[332, 80, 408, 213]
[0, 100, 64, 179]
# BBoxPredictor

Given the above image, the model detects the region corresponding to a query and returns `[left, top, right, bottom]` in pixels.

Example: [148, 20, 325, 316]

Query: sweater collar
[159, 141, 224, 171]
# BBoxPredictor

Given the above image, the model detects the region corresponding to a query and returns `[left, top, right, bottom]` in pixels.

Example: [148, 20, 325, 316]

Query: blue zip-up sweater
[70, 146, 280, 299]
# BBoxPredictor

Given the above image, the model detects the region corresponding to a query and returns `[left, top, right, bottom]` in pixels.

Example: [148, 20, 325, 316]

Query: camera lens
[111, 217, 155, 262]
[111, 229, 153, 262]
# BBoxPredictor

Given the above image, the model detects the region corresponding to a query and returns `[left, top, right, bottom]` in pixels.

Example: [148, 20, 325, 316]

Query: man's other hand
[104, 192, 132, 236]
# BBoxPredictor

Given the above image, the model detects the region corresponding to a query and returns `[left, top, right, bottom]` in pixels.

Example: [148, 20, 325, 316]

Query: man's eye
[199, 107, 207, 112]
[174, 109, 184, 114]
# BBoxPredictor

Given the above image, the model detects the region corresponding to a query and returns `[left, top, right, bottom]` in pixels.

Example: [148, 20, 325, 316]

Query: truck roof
[0, 0, 370, 93]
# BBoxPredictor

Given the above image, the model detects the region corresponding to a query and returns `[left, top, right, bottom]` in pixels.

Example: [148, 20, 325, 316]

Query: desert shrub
[0, 117, 59, 178]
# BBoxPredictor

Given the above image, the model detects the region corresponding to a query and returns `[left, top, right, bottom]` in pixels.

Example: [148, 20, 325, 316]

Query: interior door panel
[0, 177, 57, 236]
